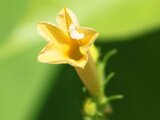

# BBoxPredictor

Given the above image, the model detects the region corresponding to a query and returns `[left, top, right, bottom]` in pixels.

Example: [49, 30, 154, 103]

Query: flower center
[69, 24, 84, 40]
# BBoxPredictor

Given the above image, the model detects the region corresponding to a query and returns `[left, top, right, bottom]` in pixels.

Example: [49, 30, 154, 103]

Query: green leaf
[0, 46, 61, 120]
[102, 49, 117, 69]
[105, 72, 115, 87]
[107, 95, 124, 102]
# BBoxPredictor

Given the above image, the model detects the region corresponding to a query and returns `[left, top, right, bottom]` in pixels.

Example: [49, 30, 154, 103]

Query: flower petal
[37, 22, 70, 44]
[66, 55, 88, 69]
[38, 43, 87, 68]
[78, 27, 99, 52]
[38, 43, 69, 64]
[56, 7, 79, 33]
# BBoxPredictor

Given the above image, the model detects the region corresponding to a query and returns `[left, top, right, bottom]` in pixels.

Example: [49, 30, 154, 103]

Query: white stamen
[69, 24, 84, 40]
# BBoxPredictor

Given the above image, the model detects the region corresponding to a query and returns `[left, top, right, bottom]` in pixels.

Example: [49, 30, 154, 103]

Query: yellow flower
[37, 7, 102, 97]
[38, 7, 98, 69]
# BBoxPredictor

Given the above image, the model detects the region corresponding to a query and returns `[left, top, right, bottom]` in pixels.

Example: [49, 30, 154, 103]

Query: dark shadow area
[36, 65, 84, 120]
[99, 29, 160, 120]
[36, 29, 160, 120]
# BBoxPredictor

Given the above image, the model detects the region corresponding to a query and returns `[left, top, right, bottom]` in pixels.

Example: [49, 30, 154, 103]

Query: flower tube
[37, 7, 102, 97]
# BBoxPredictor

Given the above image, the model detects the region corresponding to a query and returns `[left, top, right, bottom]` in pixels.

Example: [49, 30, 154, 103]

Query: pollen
[69, 24, 84, 40]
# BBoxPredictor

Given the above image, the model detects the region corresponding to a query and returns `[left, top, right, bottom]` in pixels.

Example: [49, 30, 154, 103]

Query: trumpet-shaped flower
[37, 7, 102, 97]
[38, 7, 98, 69]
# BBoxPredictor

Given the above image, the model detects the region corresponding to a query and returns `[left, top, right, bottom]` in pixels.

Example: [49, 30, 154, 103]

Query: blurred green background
[0, 0, 160, 120]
